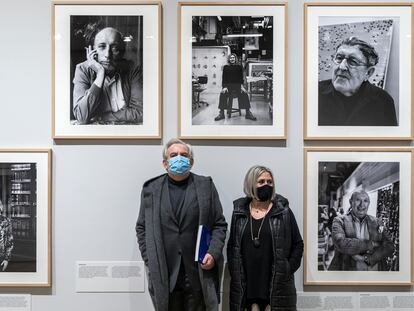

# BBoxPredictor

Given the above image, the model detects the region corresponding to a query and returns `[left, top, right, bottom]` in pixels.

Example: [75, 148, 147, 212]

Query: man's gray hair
[336, 36, 379, 67]
[162, 138, 194, 160]
[243, 165, 276, 201]
[347, 190, 370, 215]
[349, 190, 370, 203]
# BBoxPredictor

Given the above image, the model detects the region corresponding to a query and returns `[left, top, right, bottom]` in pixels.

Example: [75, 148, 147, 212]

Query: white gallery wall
[0, 0, 412, 310]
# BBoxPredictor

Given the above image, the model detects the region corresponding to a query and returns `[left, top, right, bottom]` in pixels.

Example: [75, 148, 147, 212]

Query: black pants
[218, 87, 251, 110]
[169, 266, 205, 311]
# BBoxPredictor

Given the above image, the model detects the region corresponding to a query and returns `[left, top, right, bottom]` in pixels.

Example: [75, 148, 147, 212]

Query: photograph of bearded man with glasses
[318, 36, 397, 126]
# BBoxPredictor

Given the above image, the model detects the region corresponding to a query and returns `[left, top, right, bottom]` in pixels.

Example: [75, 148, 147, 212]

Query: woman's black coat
[227, 195, 304, 311]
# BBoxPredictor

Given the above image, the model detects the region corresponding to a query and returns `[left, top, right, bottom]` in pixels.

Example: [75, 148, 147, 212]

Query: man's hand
[85, 45, 105, 75]
[1, 260, 8, 271]
[221, 87, 228, 93]
[371, 241, 380, 248]
[201, 253, 215, 270]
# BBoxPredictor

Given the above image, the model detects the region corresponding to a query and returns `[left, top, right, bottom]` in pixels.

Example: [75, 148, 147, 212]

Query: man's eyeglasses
[332, 54, 368, 68]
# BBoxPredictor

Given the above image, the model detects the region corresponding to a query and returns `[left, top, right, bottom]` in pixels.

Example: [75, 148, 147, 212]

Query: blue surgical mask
[167, 155, 191, 176]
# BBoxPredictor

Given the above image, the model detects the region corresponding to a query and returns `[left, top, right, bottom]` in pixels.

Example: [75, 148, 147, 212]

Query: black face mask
[256, 185, 273, 201]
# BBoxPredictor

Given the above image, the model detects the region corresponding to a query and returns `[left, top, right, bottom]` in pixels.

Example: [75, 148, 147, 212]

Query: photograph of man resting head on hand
[71, 16, 143, 125]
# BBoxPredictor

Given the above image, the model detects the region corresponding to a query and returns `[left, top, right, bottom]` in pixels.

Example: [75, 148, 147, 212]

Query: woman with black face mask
[227, 165, 304, 311]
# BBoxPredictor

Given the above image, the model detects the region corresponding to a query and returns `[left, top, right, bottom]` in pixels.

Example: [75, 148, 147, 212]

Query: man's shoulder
[142, 173, 167, 188]
[366, 214, 379, 223]
[74, 61, 95, 80]
[319, 79, 334, 94]
[191, 173, 212, 183]
[119, 59, 140, 71]
[75, 60, 89, 70]
[334, 213, 351, 224]
[319, 79, 332, 87]
[363, 82, 394, 103]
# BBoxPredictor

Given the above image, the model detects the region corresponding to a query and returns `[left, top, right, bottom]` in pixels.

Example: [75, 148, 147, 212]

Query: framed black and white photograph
[304, 3, 412, 140]
[52, 1, 161, 139]
[179, 2, 286, 139]
[0, 150, 51, 287]
[304, 148, 413, 285]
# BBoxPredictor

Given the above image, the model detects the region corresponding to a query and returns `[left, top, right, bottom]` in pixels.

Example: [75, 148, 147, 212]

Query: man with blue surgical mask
[136, 138, 227, 311]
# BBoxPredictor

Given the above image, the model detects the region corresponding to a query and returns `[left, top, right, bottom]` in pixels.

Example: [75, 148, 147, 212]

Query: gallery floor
[192, 91, 273, 126]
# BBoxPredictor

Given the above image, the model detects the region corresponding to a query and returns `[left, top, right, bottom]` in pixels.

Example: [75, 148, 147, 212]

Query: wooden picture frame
[178, 2, 287, 139]
[304, 147, 413, 285]
[52, 1, 162, 139]
[304, 3, 413, 140]
[0, 149, 52, 287]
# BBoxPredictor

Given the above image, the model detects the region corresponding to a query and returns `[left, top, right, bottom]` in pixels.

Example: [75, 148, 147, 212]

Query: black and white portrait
[70, 15, 143, 125]
[191, 15, 274, 126]
[0, 163, 37, 273]
[54, 3, 161, 138]
[317, 161, 400, 272]
[179, 4, 286, 139]
[318, 17, 399, 126]
[305, 4, 412, 139]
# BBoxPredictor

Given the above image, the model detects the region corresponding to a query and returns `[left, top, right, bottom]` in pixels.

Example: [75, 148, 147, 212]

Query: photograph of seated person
[191, 15, 274, 126]
[319, 36, 397, 126]
[71, 18, 143, 125]
[214, 53, 256, 121]
[329, 190, 394, 271]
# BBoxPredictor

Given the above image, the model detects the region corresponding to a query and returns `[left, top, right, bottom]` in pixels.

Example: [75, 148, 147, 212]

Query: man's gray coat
[136, 173, 227, 311]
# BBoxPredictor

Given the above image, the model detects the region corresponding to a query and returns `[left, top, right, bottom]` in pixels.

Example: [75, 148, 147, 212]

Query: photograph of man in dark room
[191, 16, 274, 126]
[0, 163, 37, 272]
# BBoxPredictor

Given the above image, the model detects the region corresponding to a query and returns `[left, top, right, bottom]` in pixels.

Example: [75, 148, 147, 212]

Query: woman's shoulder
[232, 197, 250, 211]
[274, 193, 289, 207]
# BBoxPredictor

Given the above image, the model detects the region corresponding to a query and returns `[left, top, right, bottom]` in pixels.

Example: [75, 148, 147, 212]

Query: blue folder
[195, 225, 212, 263]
